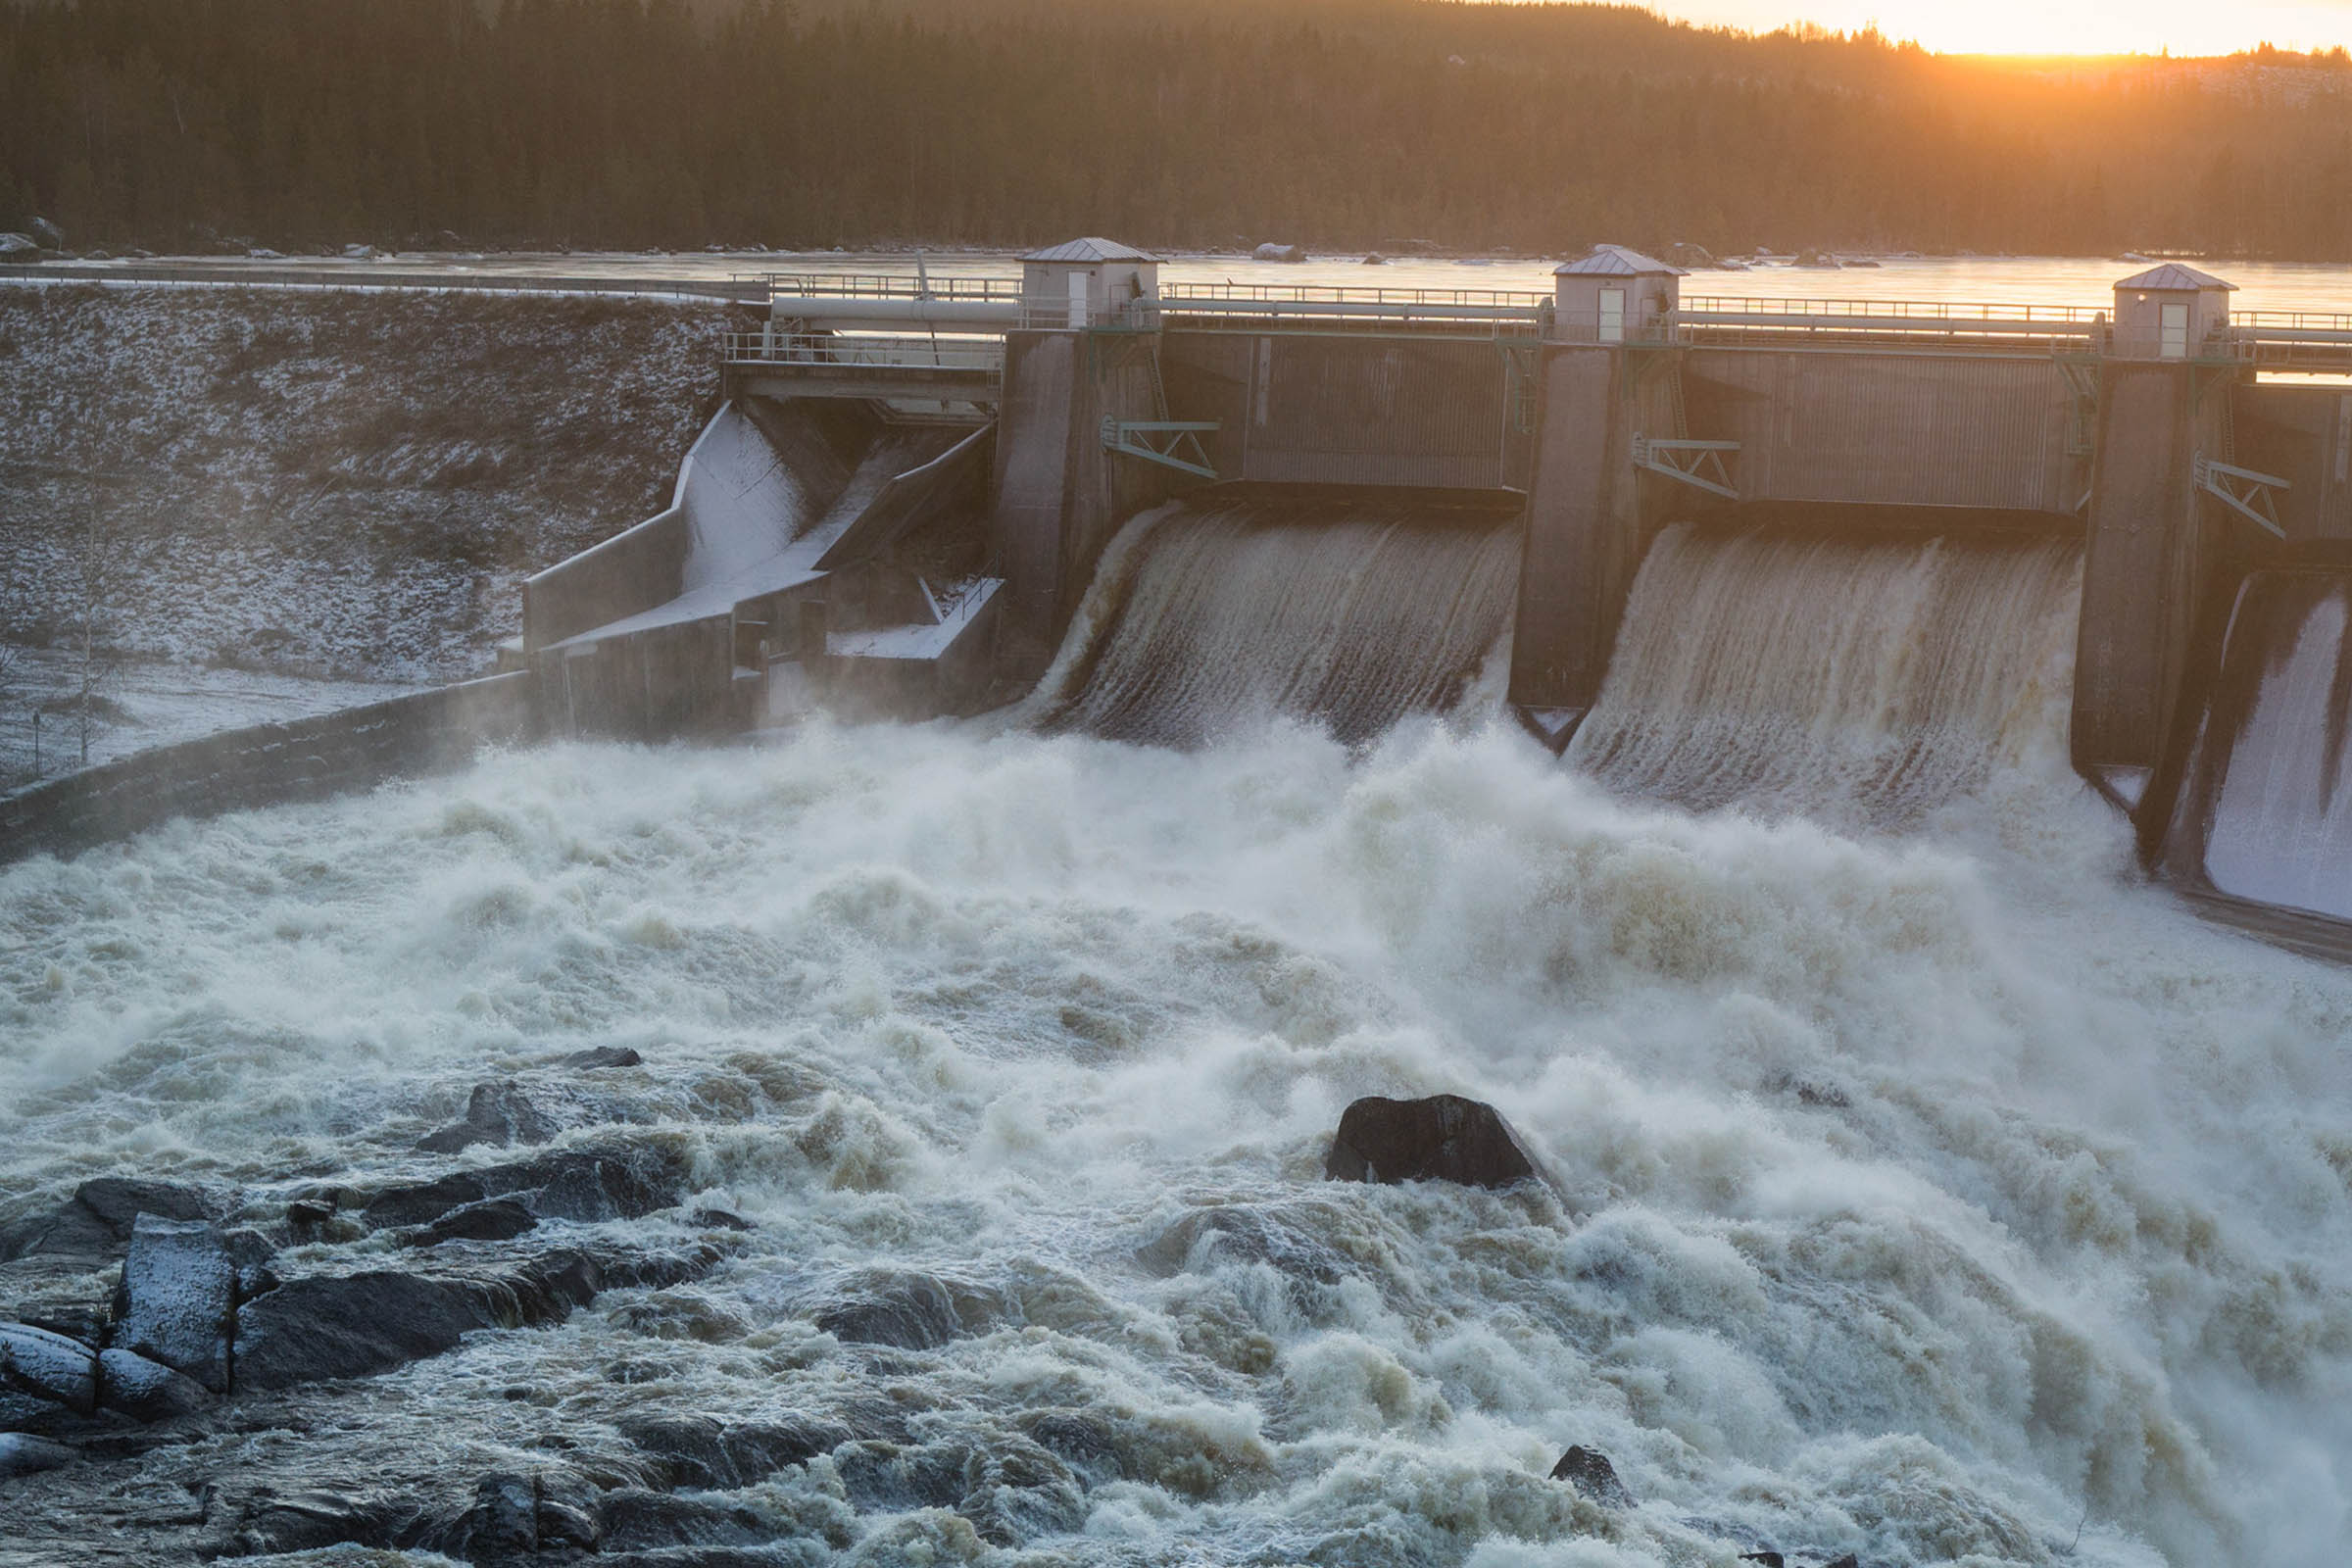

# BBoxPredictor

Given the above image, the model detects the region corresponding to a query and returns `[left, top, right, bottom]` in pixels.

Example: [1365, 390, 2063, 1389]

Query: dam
[5, 253, 2352, 1568]
[501, 239, 2352, 956]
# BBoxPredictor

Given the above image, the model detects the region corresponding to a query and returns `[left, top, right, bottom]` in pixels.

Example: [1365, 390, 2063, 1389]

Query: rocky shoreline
[1, 1082, 1873, 1564]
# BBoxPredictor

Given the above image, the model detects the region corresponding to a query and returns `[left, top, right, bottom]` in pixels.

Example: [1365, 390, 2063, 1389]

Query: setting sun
[1647, 0, 2352, 54]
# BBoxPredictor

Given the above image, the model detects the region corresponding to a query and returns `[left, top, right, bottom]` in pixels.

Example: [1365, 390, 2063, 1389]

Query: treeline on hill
[3, 0, 2351, 260]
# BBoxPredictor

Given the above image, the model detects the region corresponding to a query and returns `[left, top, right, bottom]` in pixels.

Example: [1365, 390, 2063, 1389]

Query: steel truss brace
[2195, 454, 2289, 539]
[1632, 433, 1740, 500]
[1102, 416, 1220, 480]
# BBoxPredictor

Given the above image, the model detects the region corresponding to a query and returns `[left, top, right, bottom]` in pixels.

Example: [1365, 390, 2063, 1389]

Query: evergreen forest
[5, 0, 2351, 260]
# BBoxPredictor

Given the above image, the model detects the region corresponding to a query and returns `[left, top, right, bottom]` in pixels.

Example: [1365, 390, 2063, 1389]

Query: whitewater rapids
[2, 712, 2348, 1565]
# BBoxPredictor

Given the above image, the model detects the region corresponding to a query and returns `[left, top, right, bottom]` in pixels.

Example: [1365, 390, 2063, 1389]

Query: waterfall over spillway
[1037, 494, 1520, 746]
[1568, 521, 2084, 822]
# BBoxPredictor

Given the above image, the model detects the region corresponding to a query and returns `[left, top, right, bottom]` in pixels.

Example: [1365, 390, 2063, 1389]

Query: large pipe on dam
[774, 297, 1026, 329]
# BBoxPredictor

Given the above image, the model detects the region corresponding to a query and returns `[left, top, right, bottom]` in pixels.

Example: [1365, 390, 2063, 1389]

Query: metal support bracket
[1496, 339, 1541, 434]
[2056, 352, 2101, 458]
[1102, 417, 1220, 480]
[1632, 434, 1740, 500]
[2195, 454, 2289, 539]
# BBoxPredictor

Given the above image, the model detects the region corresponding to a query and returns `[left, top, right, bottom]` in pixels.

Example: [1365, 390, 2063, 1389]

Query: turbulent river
[3, 526, 2351, 1566]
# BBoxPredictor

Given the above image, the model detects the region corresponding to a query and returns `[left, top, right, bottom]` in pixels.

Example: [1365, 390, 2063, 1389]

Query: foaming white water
[1570, 524, 2085, 827]
[2, 720, 2348, 1565]
[1038, 494, 1520, 746]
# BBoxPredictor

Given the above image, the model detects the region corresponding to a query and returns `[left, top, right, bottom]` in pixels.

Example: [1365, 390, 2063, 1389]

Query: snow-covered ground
[0, 282, 733, 717]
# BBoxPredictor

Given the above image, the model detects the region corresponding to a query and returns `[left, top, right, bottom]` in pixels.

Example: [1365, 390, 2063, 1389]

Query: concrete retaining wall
[1160, 331, 1526, 492]
[0, 671, 540, 864]
[523, 503, 690, 649]
[545, 615, 740, 740]
[1509, 348, 1629, 713]
[2074, 361, 2214, 780]
[2232, 383, 2352, 541]
[1682, 350, 2079, 513]
[989, 330, 1177, 677]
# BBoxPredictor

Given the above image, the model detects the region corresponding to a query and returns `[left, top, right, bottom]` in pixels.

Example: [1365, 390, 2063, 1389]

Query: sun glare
[1648, 0, 2352, 55]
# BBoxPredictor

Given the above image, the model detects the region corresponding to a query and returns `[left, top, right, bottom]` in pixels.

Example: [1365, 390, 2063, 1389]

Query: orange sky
[1643, 0, 2352, 55]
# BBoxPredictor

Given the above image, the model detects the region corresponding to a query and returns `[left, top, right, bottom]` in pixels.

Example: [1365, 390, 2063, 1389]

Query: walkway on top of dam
[730, 266, 2352, 377]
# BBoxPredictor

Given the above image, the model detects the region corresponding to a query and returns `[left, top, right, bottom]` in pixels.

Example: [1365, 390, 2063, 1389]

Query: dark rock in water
[113, 1215, 234, 1393]
[1739, 1553, 1785, 1568]
[1138, 1205, 1346, 1283]
[597, 1487, 773, 1551]
[72, 1178, 223, 1233]
[531, 1150, 674, 1222]
[956, 1438, 1088, 1545]
[416, 1079, 559, 1153]
[834, 1439, 974, 1512]
[422, 1471, 539, 1559]
[234, 1247, 712, 1390]
[1548, 1445, 1634, 1507]
[0, 1389, 54, 1431]
[691, 1206, 757, 1232]
[358, 1170, 488, 1231]
[1018, 1407, 1131, 1484]
[232, 1485, 422, 1556]
[536, 1494, 602, 1552]
[564, 1046, 645, 1069]
[1823, 1556, 1860, 1568]
[1325, 1095, 1539, 1189]
[617, 1411, 847, 1490]
[95, 1348, 211, 1421]
[812, 1272, 1008, 1350]
[221, 1227, 279, 1299]
[0, 1322, 98, 1414]
[0, 1432, 79, 1477]
[361, 1144, 687, 1230]
[0, 1178, 226, 1263]
[234, 1272, 510, 1390]
[400, 1198, 538, 1249]
[284, 1199, 336, 1238]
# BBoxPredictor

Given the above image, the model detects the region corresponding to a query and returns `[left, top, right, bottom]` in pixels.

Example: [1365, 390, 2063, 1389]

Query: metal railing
[2226, 310, 2352, 370]
[1159, 281, 1549, 310]
[1680, 295, 2110, 326]
[726, 272, 2352, 370]
[1155, 280, 1546, 329]
[750, 270, 1023, 304]
[1674, 295, 2107, 350]
[723, 330, 1005, 373]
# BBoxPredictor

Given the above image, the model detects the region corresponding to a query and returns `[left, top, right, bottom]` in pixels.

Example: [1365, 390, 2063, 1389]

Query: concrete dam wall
[23, 252, 2352, 969]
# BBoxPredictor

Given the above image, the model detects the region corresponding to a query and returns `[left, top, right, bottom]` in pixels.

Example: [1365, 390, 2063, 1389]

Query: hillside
[0, 284, 732, 687]
[2, 0, 2350, 261]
